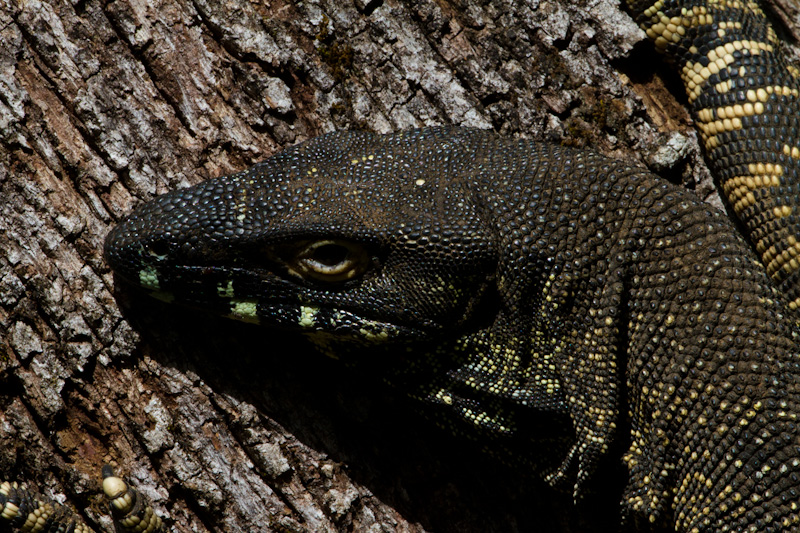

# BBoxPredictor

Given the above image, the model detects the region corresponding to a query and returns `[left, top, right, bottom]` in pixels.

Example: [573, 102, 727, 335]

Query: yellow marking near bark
[723, 163, 784, 212]
[762, 236, 800, 279]
[681, 40, 774, 102]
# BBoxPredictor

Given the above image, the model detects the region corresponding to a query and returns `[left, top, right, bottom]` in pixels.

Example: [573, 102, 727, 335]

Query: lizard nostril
[147, 239, 171, 259]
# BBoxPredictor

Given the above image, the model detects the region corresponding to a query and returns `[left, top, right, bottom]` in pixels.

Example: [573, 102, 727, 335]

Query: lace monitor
[5, 0, 800, 532]
[0, 467, 162, 533]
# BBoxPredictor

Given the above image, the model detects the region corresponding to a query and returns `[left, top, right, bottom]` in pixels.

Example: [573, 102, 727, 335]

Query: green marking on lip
[299, 305, 319, 328]
[229, 299, 260, 324]
[139, 266, 161, 290]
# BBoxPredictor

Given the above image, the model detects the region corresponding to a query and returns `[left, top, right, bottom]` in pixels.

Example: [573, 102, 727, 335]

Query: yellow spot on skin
[0, 483, 19, 519]
[783, 144, 800, 159]
[139, 266, 161, 290]
[415, 178, 426, 186]
[714, 79, 732, 93]
[763, 235, 800, 279]
[358, 326, 390, 342]
[229, 299, 260, 324]
[299, 305, 318, 328]
[681, 39, 775, 102]
[103, 476, 131, 509]
[435, 389, 454, 405]
[723, 162, 785, 214]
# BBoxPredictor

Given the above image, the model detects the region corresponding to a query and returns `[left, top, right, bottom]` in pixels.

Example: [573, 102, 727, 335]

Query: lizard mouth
[116, 259, 441, 341]
[106, 219, 494, 342]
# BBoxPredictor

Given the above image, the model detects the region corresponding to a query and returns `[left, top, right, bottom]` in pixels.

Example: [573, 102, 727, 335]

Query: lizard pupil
[310, 243, 349, 267]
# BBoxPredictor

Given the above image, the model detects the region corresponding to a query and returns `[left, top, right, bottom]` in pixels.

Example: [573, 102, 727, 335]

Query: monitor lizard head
[105, 128, 500, 347]
[105, 127, 618, 494]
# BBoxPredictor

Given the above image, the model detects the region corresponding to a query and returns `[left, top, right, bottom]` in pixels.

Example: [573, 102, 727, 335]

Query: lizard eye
[288, 239, 370, 283]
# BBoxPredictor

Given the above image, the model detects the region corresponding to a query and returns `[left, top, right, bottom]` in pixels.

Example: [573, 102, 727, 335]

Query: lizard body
[105, 0, 800, 530]
[6, 0, 800, 531]
[0, 468, 162, 533]
[627, 0, 800, 309]
[106, 125, 800, 531]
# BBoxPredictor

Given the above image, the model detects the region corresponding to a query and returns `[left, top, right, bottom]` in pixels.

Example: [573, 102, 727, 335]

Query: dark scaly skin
[627, 0, 800, 311]
[0, 479, 95, 533]
[99, 466, 164, 533]
[0, 469, 163, 533]
[105, 125, 800, 531]
[12, 0, 800, 532]
[102, 0, 800, 530]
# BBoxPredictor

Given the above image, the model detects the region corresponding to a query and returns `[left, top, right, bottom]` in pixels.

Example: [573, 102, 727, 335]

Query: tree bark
[1, 0, 798, 532]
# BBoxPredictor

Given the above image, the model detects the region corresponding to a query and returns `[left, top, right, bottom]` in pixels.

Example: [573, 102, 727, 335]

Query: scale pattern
[0, 469, 163, 533]
[106, 125, 800, 532]
[9, 0, 800, 532]
[0, 480, 95, 533]
[99, 1, 800, 531]
[627, 0, 800, 310]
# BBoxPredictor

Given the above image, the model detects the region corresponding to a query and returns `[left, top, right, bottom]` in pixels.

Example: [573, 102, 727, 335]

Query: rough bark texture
[1, 0, 798, 532]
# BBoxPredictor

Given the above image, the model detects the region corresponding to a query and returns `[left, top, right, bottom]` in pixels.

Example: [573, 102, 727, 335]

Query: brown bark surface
[1, 0, 798, 532]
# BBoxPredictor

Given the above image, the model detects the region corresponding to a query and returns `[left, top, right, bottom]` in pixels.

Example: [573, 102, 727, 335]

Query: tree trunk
[1, 0, 798, 531]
